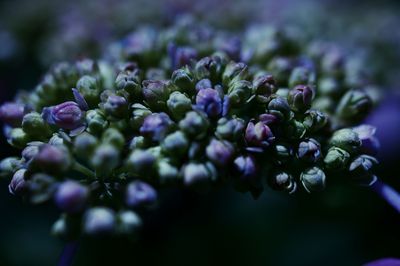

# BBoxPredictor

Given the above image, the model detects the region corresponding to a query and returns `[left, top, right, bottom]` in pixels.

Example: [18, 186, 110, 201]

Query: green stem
[73, 162, 96, 179]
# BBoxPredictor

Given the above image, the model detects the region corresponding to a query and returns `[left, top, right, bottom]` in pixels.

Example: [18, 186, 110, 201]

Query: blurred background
[1, 0, 400, 265]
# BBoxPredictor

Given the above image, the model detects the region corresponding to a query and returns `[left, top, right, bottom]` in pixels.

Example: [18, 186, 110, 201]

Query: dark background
[1, 0, 400, 265]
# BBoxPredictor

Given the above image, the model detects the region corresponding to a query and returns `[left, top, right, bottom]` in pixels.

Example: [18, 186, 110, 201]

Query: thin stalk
[58, 241, 79, 266]
[371, 179, 400, 213]
[73, 162, 96, 180]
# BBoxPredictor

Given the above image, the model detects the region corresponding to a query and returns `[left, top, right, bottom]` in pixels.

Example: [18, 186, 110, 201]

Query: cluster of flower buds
[0, 18, 382, 239]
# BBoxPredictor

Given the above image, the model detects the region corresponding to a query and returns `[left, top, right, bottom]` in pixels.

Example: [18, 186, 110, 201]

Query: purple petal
[72, 88, 89, 111]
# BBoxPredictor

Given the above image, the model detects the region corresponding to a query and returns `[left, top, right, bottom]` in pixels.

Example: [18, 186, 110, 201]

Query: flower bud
[86, 109, 108, 135]
[129, 136, 148, 150]
[245, 121, 275, 151]
[142, 80, 170, 110]
[329, 128, 361, 153]
[288, 67, 313, 88]
[297, 138, 321, 163]
[215, 117, 245, 141]
[222, 62, 248, 85]
[194, 56, 225, 81]
[126, 180, 157, 208]
[42, 101, 85, 130]
[183, 163, 211, 186]
[22, 112, 51, 138]
[171, 67, 195, 92]
[91, 144, 120, 174]
[7, 128, 30, 148]
[83, 207, 116, 235]
[54, 181, 89, 213]
[168, 44, 197, 69]
[179, 111, 210, 140]
[167, 91, 192, 119]
[115, 68, 141, 97]
[0, 102, 26, 127]
[157, 160, 179, 183]
[195, 79, 212, 92]
[318, 77, 342, 97]
[233, 155, 259, 194]
[352, 125, 380, 155]
[324, 147, 350, 170]
[287, 85, 313, 112]
[267, 57, 292, 86]
[9, 169, 27, 196]
[336, 90, 372, 122]
[252, 74, 277, 99]
[22, 142, 41, 161]
[130, 103, 152, 130]
[161, 131, 189, 157]
[268, 172, 297, 194]
[195, 88, 223, 118]
[227, 80, 252, 107]
[0, 157, 22, 177]
[117, 210, 142, 235]
[267, 97, 291, 121]
[27, 173, 56, 204]
[76, 75, 100, 107]
[31, 144, 71, 174]
[140, 113, 174, 142]
[273, 143, 292, 164]
[303, 109, 328, 132]
[300, 167, 326, 193]
[206, 139, 235, 166]
[103, 95, 128, 118]
[102, 128, 125, 150]
[126, 149, 156, 174]
[285, 119, 306, 139]
[73, 132, 98, 159]
[348, 155, 378, 185]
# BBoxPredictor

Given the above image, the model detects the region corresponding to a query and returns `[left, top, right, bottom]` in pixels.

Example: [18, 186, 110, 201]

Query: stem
[73, 162, 96, 179]
[58, 241, 79, 266]
[371, 180, 400, 213]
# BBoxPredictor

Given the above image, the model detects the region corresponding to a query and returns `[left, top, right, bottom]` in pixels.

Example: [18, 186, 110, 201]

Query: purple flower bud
[9, 169, 27, 196]
[245, 121, 275, 152]
[0, 102, 26, 127]
[126, 181, 157, 208]
[253, 74, 277, 98]
[195, 88, 222, 118]
[84, 207, 116, 235]
[42, 101, 84, 130]
[353, 125, 380, 155]
[287, 85, 313, 112]
[54, 180, 89, 213]
[140, 113, 173, 142]
[22, 143, 41, 161]
[142, 80, 170, 110]
[168, 43, 197, 69]
[31, 144, 71, 174]
[195, 79, 212, 92]
[103, 95, 128, 118]
[233, 156, 257, 181]
[206, 139, 235, 166]
[297, 138, 322, 163]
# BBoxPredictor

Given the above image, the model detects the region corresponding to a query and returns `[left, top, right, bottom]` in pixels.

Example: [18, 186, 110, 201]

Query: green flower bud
[348, 155, 378, 186]
[86, 109, 108, 135]
[268, 172, 297, 194]
[183, 162, 212, 186]
[252, 73, 277, 99]
[300, 167, 326, 193]
[76, 75, 101, 107]
[0, 157, 22, 178]
[103, 95, 129, 118]
[8, 128, 30, 149]
[102, 128, 125, 150]
[288, 67, 314, 88]
[27, 173, 56, 204]
[303, 109, 328, 132]
[179, 111, 210, 140]
[171, 66, 195, 93]
[73, 132, 98, 159]
[222, 61, 249, 85]
[142, 80, 170, 110]
[336, 90, 373, 122]
[227, 80, 253, 107]
[117, 210, 142, 235]
[130, 103, 152, 130]
[115, 68, 141, 97]
[285, 119, 306, 139]
[129, 136, 148, 150]
[318, 77, 342, 97]
[273, 143, 292, 164]
[194, 56, 225, 82]
[324, 147, 350, 170]
[215, 117, 245, 141]
[157, 159, 179, 183]
[22, 112, 51, 139]
[167, 91, 192, 120]
[161, 131, 189, 157]
[126, 149, 156, 175]
[329, 128, 361, 153]
[267, 57, 292, 86]
[91, 144, 120, 175]
[312, 97, 335, 113]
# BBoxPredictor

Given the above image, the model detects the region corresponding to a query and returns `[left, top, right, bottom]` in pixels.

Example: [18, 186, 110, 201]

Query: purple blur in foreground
[363, 258, 400, 266]
[0, 102, 26, 126]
